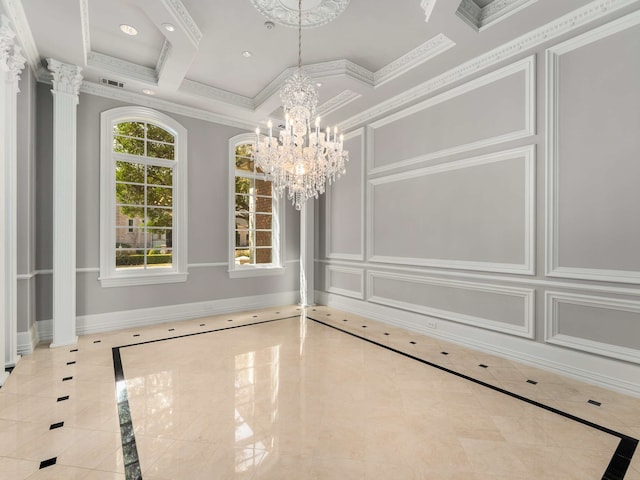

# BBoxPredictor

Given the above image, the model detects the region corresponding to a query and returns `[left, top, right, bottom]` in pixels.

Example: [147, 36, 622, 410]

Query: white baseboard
[17, 323, 39, 356]
[316, 291, 640, 398]
[36, 291, 299, 342]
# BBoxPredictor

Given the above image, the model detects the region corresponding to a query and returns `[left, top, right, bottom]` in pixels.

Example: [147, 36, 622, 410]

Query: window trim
[99, 106, 188, 287]
[228, 133, 285, 278]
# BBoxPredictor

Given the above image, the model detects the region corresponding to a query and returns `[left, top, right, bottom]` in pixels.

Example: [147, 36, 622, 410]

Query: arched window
[228, 133, 284, 278]
[100, 107, 187, 286]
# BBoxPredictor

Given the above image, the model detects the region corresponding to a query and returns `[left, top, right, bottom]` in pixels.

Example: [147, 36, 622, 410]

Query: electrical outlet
[426, 320, 437, 329]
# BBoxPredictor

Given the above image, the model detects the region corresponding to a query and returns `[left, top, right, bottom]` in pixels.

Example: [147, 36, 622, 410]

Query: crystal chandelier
[253, 0, 348, 210]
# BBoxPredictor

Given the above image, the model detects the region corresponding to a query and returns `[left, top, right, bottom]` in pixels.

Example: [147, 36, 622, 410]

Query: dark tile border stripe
[111, 314, 638, 480]
[307, 316, 638, 480]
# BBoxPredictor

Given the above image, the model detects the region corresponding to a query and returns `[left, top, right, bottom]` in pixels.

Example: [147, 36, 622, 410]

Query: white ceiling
[3, 0, 630, 129]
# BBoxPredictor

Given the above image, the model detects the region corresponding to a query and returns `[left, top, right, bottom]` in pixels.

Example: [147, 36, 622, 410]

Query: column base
[50, 336, 78, 349]
[0, 371, 10, 387]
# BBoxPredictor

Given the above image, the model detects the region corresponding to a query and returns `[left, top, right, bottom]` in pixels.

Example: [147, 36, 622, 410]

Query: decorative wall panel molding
[545, 10, 640, 285]
[325, 265, 364, 299]
[317, 291, 640, 396]
[545, 291, 640, 364]
[368, 55, 535, 175]
[367, 270, 534, 338]
[339, 0, 637, 131]
[368, 146, 536, 275]
[325, 127, 366, 261]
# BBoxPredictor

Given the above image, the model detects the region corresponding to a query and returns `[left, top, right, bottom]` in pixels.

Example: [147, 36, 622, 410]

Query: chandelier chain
[298, 0, 302, 70]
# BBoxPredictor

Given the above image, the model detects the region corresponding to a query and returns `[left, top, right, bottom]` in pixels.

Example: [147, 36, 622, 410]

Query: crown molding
[317, 89, 362, 118]
[79, 80, 255, 130]
[88, 51, 157, 85]
[374, 33, 455, 87]
[457, 0, 539, 32]
[162, 0, 202, 47]
[180, 79, 256, 110]
[156, 39, 171, 75]
[0, 0, 39, 73]
[339, 0, 638, 131]
[420, 0, 437, 22]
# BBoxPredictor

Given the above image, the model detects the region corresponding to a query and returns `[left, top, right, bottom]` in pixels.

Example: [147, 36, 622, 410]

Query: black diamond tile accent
[49, 422, 64, 430]
[168, 328, 175, 331]
[275, 311, 280, 314]
[326, 313, 331, 316]
[93, 340, 101, 344]
[384, 333, 390, 336]
[410, 341, 416, 345]
[588, 399, 602, 407]
[526, 380, 538, 385]
[66, 361, 76, 365]
[62, 376, 73, 381]
[312, 309, 316, 311]
[133, 334, 140, 337]
[343, 319, 348, 322]
[252, 315, 258, 318]
[39, 458, 56, 469]
[228, 319, 233, 322]
[57, 396, 69, 402]
[479, 364, 488, 368]
[362, 325, 367, 328]
[441, 352, 449, 355]
[199, 324, 205, 327]
[70, 348, 78, 352]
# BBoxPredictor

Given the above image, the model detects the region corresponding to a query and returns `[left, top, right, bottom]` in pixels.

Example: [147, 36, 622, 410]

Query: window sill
[99, 271, 188, 287]
[228, 266, 285, 279]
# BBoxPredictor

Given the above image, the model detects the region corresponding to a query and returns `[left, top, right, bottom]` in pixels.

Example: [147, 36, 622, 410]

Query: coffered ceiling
[2, 0, 635, 130]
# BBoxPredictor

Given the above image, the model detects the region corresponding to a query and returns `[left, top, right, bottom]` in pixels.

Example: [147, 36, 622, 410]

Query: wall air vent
[100, 78, 125, 88]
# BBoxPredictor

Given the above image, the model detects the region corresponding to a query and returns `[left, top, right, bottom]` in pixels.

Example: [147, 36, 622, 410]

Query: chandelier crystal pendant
[253, 0, 348, 211]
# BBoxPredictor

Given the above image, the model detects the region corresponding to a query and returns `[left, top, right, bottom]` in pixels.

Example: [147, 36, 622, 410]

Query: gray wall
[33, 86, 300, 322]
[317, 13, 640, 384]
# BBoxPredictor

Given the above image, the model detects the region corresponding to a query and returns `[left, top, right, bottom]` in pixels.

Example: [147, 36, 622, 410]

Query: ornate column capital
[0, 15, 26, 83]
[47, 58, 83, 97]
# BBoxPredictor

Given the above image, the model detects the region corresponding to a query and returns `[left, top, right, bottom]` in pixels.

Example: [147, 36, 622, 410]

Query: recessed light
[142, 89, 155, 95]
[316, 82, 323, 87]
[242, 51, 252, 58]
[120, 24, 138, 36]
[162, 23, 175, 32]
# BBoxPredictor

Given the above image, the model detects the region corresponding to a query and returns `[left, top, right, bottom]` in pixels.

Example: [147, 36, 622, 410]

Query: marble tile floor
[0, 305, 638, 480]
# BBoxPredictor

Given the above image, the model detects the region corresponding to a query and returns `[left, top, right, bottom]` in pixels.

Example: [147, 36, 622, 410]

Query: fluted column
[0, 15, 26, 380]
[47, 58, 82, 348]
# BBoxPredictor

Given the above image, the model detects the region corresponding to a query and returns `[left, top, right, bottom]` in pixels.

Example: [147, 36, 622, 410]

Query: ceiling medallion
[250, 0, 351, 28]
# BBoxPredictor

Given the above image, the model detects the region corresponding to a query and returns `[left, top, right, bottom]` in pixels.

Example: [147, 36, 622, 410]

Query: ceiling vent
[100, 78, 125, 88]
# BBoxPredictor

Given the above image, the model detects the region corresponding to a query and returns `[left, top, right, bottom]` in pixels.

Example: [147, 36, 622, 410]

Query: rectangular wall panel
[325, 128, 365, 260]
[545, 291, 640, 364]
[546, 12, 640, 284]
[368, 271, 534, 337]
[370, 56, 535, 174]
[325, 265, 364, 299]
[368, 146, 535, 274]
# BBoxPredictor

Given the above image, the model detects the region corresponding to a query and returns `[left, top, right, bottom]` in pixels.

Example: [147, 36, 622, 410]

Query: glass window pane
[147, 186, 172, 207]
[255, 196, 272, 214]
[147, 208, 172, 230]
[116, 183, 145, 206]
[235, 177, 252, 194]
[235, 156, 254, 172]
[116, 161, 145, 183]
[147, 141, 174, 160]
[235, 194, 250, 214]
[255, 214, 272, 230]
[147, 166, 173, 186]
[114, 136, 144, 155]
[235, 249, 252, 265]
[116, 249, 145, 269]
[148, 229, 172, 251]
[147, 124, 174, 143]
[255, 248, 272, 264]
[114, 122, 145, 139]
[255, 179, 272, 196]
[115, 228, 146, 249]
[235, 229, 250, 248]
[147, 250, 172, 268]
[235, 214, 249, 230]
[256, 231, 271, 247]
